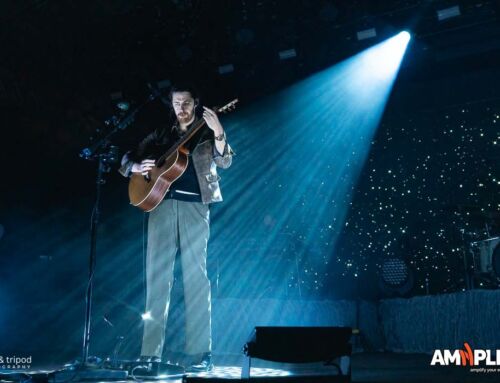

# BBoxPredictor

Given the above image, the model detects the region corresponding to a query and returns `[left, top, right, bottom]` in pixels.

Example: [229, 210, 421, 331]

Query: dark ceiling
[1, 0, 499, 198]
[2, 0, 499, 105]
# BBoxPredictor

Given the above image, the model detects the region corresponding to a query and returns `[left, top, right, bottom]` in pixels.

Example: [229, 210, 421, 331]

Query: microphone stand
[51, 95, 155, 382]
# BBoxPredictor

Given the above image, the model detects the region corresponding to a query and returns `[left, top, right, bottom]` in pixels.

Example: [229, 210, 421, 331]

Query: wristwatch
[214, 131, 226, 141]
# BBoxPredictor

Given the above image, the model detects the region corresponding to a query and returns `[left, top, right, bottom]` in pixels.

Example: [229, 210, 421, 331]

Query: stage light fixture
[379, 257, 414, 296]
[357, 28, 377, 41]
[279, 48, 297, 60]
[361, 31, 411, 81]
[399, 31, 411, 41]
[382, 258, 409, 287]
[437, 5, 461, 21]
[218, 64, 235, 75]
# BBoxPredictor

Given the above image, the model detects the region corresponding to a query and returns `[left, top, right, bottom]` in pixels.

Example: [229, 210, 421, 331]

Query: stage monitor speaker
[183, 327, 353, 382]
[242, 326, 352, 380]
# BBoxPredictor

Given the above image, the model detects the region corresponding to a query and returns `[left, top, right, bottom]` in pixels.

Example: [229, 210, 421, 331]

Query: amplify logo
[431, 343, 500, 367]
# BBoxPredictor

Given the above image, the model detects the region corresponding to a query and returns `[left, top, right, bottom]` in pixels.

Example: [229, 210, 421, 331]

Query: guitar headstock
[216, 99, 239, 114]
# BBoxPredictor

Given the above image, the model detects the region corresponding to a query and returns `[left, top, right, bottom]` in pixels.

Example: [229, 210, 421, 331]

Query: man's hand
[203, 106, 223, 136]
[132, 159, 156, 175]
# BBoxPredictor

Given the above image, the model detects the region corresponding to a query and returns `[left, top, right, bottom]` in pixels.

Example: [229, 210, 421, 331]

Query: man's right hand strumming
[132, 159, 156, 175]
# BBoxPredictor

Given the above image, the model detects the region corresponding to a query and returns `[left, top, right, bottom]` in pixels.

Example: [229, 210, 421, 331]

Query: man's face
[171, 91, 195, 124]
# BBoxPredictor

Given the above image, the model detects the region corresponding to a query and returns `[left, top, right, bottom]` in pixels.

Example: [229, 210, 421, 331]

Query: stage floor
[1, 352, 499, 383]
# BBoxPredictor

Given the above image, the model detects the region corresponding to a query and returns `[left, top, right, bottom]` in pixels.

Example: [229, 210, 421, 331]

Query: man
[119, 85, 233, 372]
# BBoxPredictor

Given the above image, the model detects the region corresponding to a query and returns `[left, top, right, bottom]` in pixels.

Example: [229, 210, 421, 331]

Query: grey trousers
[141, 198, 212, 358]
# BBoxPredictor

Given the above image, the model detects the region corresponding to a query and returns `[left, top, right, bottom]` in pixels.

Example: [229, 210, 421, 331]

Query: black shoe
[185, 353, 213, 373]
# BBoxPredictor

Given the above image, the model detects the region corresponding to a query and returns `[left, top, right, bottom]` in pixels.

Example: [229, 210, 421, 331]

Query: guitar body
[128, 146, 189, 212]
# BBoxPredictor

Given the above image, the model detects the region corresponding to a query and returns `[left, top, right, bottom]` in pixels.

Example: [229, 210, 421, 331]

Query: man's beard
[177, 111, 194, 124]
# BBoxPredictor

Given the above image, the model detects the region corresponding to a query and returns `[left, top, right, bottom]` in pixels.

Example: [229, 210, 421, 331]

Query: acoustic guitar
[128, 99, 238, 212]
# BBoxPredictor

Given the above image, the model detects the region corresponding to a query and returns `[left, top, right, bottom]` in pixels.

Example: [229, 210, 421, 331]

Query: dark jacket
[119, 123, 233, 204]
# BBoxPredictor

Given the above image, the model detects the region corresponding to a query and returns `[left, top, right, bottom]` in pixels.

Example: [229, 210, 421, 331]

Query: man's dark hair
[168, 82, 200, 104]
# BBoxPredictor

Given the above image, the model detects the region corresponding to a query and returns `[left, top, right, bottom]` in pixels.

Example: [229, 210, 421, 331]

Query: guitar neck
[156, 98, 237, 164]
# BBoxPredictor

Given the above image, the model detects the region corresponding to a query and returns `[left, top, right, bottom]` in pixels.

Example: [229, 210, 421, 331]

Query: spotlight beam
[213, 31, 412, 298]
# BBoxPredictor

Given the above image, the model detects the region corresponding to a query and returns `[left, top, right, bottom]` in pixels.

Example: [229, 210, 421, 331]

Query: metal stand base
[49, 364, 128, 383]
[111, 360, 185, 379]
